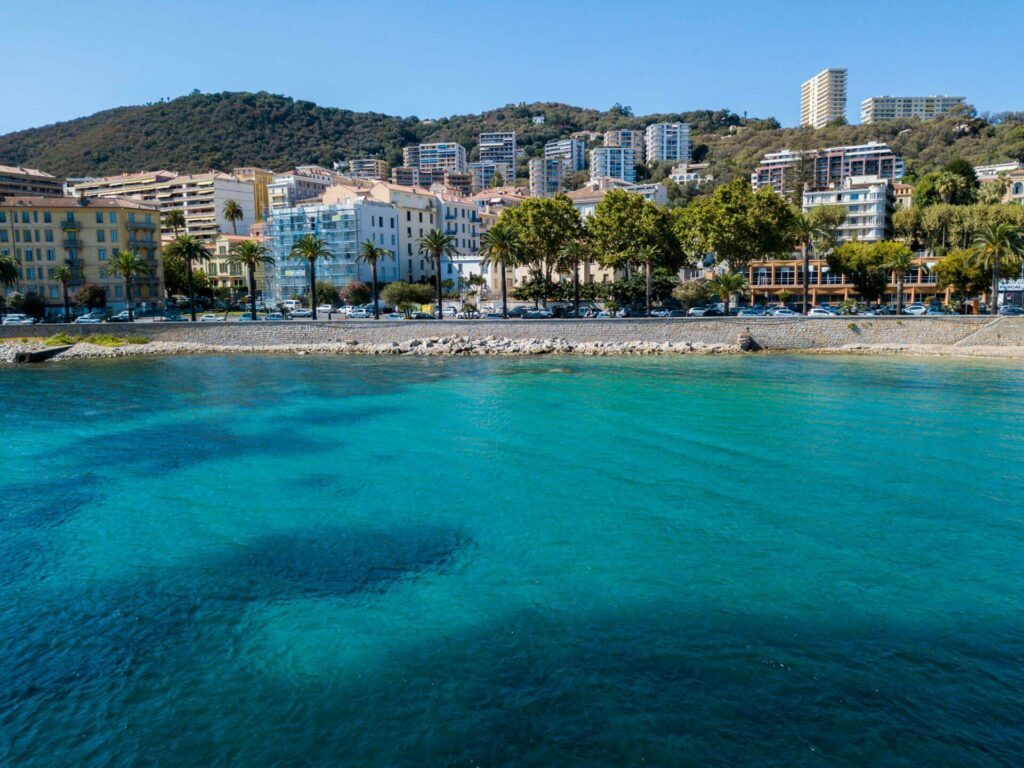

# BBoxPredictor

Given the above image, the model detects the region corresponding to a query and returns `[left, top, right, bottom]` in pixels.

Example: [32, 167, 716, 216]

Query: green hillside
[0, 91, 1022, 184]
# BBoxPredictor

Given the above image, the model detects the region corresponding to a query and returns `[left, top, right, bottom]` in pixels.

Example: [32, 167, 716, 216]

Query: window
[49, 286, 59, 299]
[98, 248, 107, 261]
[97, 230, 106, 242]
[115, 285, 123, 298]
[111, 230, 119, 243]
[24, 249, 33, 261]
[0, 212, 5, 223]
[45, 230, 53, 242]
[21, 212, 29, 223]
[46, 249, 55, 261]
[0, 232, 6, 243]
[43, 212, 51, 223]
[96, 212, 104, 224]
[109, 212, 117, 223]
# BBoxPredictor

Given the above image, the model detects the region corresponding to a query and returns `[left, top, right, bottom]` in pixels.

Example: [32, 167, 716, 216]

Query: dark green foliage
[315, 283, 341, 306]
[72, 283, 106, 310]
[9, 291, 47, 317]
[343, 281, 371, 305]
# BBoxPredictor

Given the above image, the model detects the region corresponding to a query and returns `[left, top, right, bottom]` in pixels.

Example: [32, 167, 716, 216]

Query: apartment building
[752, 142, 904, 194]
[669, 162, 712, 186]
[803, 176, 895, 244]
[72, 170, 257, 240]
[231, 167, 274, 221]
[974, 162, 1023, 182]
[262, 191, 401, 303]
[267, 167, 344, 210]
[469, 160, 514, 193]
[479, 132, 517, 169]
[416, 142, 468, 174]
[345, 158, 390, 180]
[0, 165, 64, 200]
[544, 139, 587, 172]
[589, 147, 637, 183]
[603, 130, 645, 163]
[209, 234, 253, 295]
[801, 68, 848, 128]
[860, 96, 966, 124]
[1005, 170, 1024, 204]
[568, 179, 667, 219]
[528, 158, 569, 198]
[644, 123, 690, 164]
[0, 196, 164, 312]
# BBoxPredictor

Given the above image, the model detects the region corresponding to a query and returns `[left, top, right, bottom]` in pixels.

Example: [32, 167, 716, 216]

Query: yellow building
[232, 167, 274, 221]
[209, 234, 265, 296]
[0, 197, 164, 313]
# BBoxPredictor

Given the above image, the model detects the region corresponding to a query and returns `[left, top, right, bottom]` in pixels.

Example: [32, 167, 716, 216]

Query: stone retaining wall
[3, 317, 1024, 350]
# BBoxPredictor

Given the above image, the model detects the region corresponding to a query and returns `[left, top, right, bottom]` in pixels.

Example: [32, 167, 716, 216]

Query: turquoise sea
[2, 354, 1023, 766]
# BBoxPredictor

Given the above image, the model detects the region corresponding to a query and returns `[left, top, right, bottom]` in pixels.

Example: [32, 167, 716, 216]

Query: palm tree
[480, 222, 520, 319]
[881, 245, 917, 316]
[790, 213, 831, 314]
[0, 252, 18, 322]
[971, 222, 1024, 315]
[105, 249, 151, 322]
[53, 263, 74, 322]
[227, 239, 275, 320]
[708, 271, 749, 316]
[934, 171, 961, 205]
[357, 240, 393, 319]
[163, 209, 186, 237]
[165, 234, 212, 322]
[557, 238, 589, 318]
[634, 243, 661, 317]
[222, 199, 244, 236]
[418, 229, 458, 320]
[289, 234, 331, 320]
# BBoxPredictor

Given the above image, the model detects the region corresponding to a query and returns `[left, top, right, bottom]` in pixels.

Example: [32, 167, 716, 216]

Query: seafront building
[544, 139, 587, 172]
[644, 123, 690, 164]
[803, 176, 895, 243]
[71, 170, 258, 240]
[0, 165, 64, 200]
[603, 130, 645, 163]
[209, 234, 254, 295]
[860, 96, 966, 124]
[801, 68, 848, 128]
[589, 147, 637, 183]
[752, 142, 904, 194]
[0, 196, 164, 312]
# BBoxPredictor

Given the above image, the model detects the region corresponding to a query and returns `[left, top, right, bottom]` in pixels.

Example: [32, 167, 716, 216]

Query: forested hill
[1, 91, 1022, 183]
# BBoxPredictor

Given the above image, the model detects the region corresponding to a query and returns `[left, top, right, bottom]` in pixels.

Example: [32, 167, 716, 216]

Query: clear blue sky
[3, 0, 1021, 135]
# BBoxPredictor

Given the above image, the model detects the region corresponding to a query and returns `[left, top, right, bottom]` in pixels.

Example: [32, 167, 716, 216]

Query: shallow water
[2, 354, 1023, 766]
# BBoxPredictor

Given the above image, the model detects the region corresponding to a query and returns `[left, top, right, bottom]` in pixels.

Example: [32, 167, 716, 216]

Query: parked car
[807, 307, 834, 317]
[410, 312, 435, 320]
[702, 307, 725, 317]
[507, 307, 528, 318]
[107, 311, 133, 322]
[281, 300, 303, 312]
[737, 308, 762, 317]
[925, 307, 948, 316]
[2, 313, 37, 325]
[316, 304, 335, 315]
[237, 314, 256, 322]
[524, 308, 553, 319]
[483, 312, 503, 319]
[384, 312, 405, 320]
[687, 306, 709, 317]
[668, 310, 687, 318]
[769, 307, 800, 316]
[348, 309, 371, 319]
[265, 312, 285, 321]
[162, 312, 186, 322]
[904, 302, 928, 316]
[74, 311, 108, 324]
[199, 313, 225, 322]
[999, 305, 1024, 316]
[649, 308, 670, 317]
[291, 308, 313, 318]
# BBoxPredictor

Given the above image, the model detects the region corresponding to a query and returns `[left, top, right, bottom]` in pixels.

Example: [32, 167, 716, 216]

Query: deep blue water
[2, 354, 1024, 766]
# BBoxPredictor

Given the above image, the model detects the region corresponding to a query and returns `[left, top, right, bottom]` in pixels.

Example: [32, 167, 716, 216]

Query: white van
[281, 300, 303, 312]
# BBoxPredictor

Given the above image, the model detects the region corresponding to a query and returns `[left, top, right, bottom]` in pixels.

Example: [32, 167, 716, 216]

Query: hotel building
[0, 165, 64, 200]
[589, 147, 637, 183]
[801, 68, 848, 128]
[71, 170, 257, 241]
[803, 176, 895, 244]
[860, 96, 966, 124]
[0, 196, 164, 312]
[752, 142, 904, 194]
[644, 123, 690, 164]
[544, 139, 587, 172]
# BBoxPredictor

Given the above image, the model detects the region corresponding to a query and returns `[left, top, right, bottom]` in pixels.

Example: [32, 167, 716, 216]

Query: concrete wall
[3, 317, 1024, 350]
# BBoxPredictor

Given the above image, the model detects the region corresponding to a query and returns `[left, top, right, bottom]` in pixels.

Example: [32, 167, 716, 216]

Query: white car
[348, 309, 371, 319]
[904, 303, 928, 316]
[290, 308, 313, 318]
[266, 312, 285, 321]
[807, 307, 833, 317]
[769, 307, 800, 316]
[316, 304, 335, 315]
[74, 312, 106, 324]
[649, 308, 670, 317]
[199, 313, 225, 322]
[2, 313, 37, 325]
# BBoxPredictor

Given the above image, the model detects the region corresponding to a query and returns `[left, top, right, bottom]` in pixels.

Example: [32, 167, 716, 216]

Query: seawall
[2, 317, 1024, 352]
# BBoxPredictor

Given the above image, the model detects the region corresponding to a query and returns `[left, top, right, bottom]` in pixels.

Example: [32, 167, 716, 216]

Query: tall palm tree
[934, 171, 961, 205]
[165, 234, 212, 322]
[557, 238, 588, 318]
[971, 222, 1024, 315]
[163, 209, 186, 237]
[708, 271, 748, 316]
[53, 263, 74, 323]
[227, 239, 276, 320]
[105, 249, 151, 322]
[480, 222, 520, 319]
[634, 243, 661, 317]
[790, 213, 832, 314]
[356, 241, 393, 319]
[418, 229, 458, 320]
[222, 199, 244, 236]
[289, 234, 331, 320]
[881, 245, 917, 316]
[0, 252, 18, 322]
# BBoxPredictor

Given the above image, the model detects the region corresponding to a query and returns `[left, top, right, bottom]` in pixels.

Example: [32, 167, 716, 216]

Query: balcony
[128, 220, 157, 231]
[60, 220, 80, 231]
[128, 237, 157, 249]
[62, 239, 82, 249]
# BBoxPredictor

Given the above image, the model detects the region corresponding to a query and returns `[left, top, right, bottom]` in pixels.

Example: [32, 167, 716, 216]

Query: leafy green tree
[480, 221, 522, 318]
[164, 234, 212, 320]
[707, 271, 748, 315]
[0, 252, 18, 320]
[556, 238, 589, 316]
[344, 281, 371, 305]
[500, 194, 583, 284]
[289, 234, 331, 319]
[588, 190, 681, 273]
[381, 281, 434, 316]
[222, 199, 245, 235]
[104, 249, 151, 321]
[511, 275, 558, 306]
[893, 206, 922, 249]
[934, 248, 1014, 303]
[877, 242, 916, 315]
[489, 171, 504, 188]
[73, 283, 106, 311]
[418, 229, 458, 319]
[357, 240, 393, 318]
[226, 239, 275, 319]
[315, 283, 341, 307]
[672, 279, 711, 310]
[971, 222, 1024, 313]
[9, 292, 47, 319]
[53, 263, 74, 322]
[827, 242, 888, 303]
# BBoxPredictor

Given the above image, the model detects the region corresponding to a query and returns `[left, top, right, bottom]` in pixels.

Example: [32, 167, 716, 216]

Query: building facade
[478, 132, 517, 171]
[468, 160, 513, 193]
[544, 139, 587, 171]
[345, 158, 390, 180]
[231, 167, 274, 221]
[603, 129, 645, 163]
[802, 176, 895, 243]
[0, 197, 164, 313]
[528, 158, 567, 198]
[0, 165, 64, 200]
[417, 143, 468, 174]
[752, 142, 905, 194]
[644, 123, 690, 164]
[860, 96, 966, 124]
[589, 147, 637, 183]
[801, 68, 848, 128]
